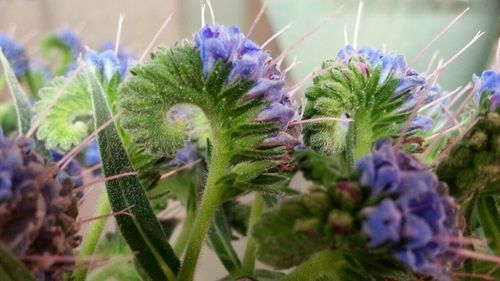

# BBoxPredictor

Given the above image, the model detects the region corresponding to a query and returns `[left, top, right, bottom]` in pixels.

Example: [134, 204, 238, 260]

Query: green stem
[238, 193, 265, 278]
[73, 193, 111, 281]
[173, 203, 197, 256]
[177, 128, 230, 281]
[279, 250, 345, 281]
[353, 112, 372, 161]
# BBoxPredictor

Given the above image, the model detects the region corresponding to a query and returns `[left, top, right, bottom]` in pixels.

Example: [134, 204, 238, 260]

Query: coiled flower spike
[303, 45, 435, 161]
[0, 34, 29, 77]
[0, 131, 80, 281]
[119, 23, 300, 280]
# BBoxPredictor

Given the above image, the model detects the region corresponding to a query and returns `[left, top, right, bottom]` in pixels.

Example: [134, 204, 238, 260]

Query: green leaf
[0, 50, 33, 135]
[86, 67, 180, 280]
[0, 244, 37, 281]
[477, 196, 500, 255]
[40, 35, 75, 76]
[207, 208, 242, 274]
[252, 196, 333, 269]
[34, 73, 93, 151]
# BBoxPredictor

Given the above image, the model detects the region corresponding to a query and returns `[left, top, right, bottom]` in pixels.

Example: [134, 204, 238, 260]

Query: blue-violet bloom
[0, 34, 29, 77]
[473, 70, 500, 111]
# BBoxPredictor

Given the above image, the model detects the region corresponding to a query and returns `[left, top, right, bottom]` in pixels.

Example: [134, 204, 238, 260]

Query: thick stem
[279, 250, 344, 281]
[353, 112, 372, 161]
[177, 127, 230, 281]
[173, 201, 197, 256]
[238, 193, 265, 277]
[73, 193, 111, 281]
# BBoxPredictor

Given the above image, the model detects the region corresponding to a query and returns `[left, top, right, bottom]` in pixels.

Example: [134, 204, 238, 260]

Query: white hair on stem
[411, 8, 469, 66]
[114, 14, 125, 55]
[352, 1, 364, 49]
[139, 15, 173, 63]
[343, 25, 349, 46]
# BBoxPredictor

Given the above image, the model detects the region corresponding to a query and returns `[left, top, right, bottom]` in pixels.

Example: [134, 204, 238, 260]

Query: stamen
[200, 2, 206, 28]
[81, 163, 102, 176]
[352, 1, 365, 49]
[425, 122, 467, 141]
[247, 0, 268, 39]
[25, 68, 81, 139]
[261, 23, 292, 49]
[159, 159, 202, 180]
[205, 0, 216, 25]
[448, 247, 500, 265]
[429, 31, 485, 79]
[343, 25, 349, 46]
[73, 171, 138, 193]
[495, 37, 500, 71]
[418, 86, 462, 113]
[433, 235, 487, 246]
[114, 14, 125, 55]
[139, 15, 173, 63]
[453, 272, 495, 281]
[289, 117, 353, 126]
[411, 8, 469, 66]
[77, 206, 134, 224]
[425, 51, 439, 74]
[273, 5, 344, 67]
[283, 56, 301, 76]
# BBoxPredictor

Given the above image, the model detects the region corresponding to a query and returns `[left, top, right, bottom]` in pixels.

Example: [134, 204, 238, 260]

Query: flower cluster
[84, 49, 131, 82]
[195, 24, 299, 147]
[0, 131, 80, 280]
[473, 70, 500, 111]
[57, 29, 84, 58]
[336, 45, 434, 131]
[0, 34, 29, 77]
[100, 42, 136, 79]
[357, 139, 463, 280]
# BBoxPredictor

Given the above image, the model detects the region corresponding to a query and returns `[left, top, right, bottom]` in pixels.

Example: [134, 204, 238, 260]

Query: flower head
[335, 45, 432, 132]
[0, 34, 29, 77]
[194, 24, 300, 148]
[84, 49, 130, 82]
[0, 131, 80, 280]
[100, 42, 137, 79]
[473, 70, 500, 111]
[358, 139, 463, 280]
[57, 29, 84, 58]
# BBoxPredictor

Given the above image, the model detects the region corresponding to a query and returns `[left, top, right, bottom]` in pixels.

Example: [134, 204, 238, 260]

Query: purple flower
[57, 29, 84, 58]
[168, 144, 198, 167]
[194, 24, 299, 148]
[0, 34, 29, 77]
[473, 70, 500, 111]
[100, 42, 137, 78]
[50, 149, 83, 188]
[84, 139, 100, 167]
[84, 49, 128, 81]
[358, 139, 463, 280]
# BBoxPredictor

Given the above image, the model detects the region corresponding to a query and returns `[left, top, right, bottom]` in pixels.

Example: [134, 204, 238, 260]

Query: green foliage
[40, 35, 75, 76]
[86, 67, 180, 280]
[0, 244, 36, 281]
[34, 73, 92, 150]
[252, 193, 334, 269]
[119, 44, 290, 196]
[436, 111, 500, 202]
[0, 103, 17, 135]
[303, 62, 411, 162]
[477, 196, 500, 255]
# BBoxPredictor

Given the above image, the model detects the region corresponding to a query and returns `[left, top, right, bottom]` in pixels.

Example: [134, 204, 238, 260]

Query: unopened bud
[293, 218, 322, 237]
[328, 210, 353, 236]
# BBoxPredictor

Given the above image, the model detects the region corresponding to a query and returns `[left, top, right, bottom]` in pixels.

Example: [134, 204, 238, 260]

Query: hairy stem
[279, 250, 345, 281]
[73, 193, 111, 281]
[238, 193, 265, 277]
[177, 126, 231, 281]
[353, 112, 372, 161]
[173, 198, 197, 256]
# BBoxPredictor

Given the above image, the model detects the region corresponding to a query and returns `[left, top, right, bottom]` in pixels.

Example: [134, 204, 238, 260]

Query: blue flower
[168, 144, 198, 167]
[100, 42, 137, 79]
[57, 29, 84, 58]
[84, 49, 129, 81]
[84, 139, 100, 167]
[194, 24, 300, 148]
[358, 139, 463, 280]
[473, 70, 500, 111]
[50, 150, 83, 188]
[0, 34, 29, 77]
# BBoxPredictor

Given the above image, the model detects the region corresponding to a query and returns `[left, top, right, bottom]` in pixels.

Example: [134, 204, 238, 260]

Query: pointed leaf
[86, 67, 180, 280]
[477, 196, 500, 255]
[0, 244, 37, 281]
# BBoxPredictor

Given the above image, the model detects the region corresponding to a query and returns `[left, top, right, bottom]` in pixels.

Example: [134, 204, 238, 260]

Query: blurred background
[1, 0, 499, 280]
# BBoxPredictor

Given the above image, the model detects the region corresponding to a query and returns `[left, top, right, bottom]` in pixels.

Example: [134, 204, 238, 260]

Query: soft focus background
[1, 0, 499, 280]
